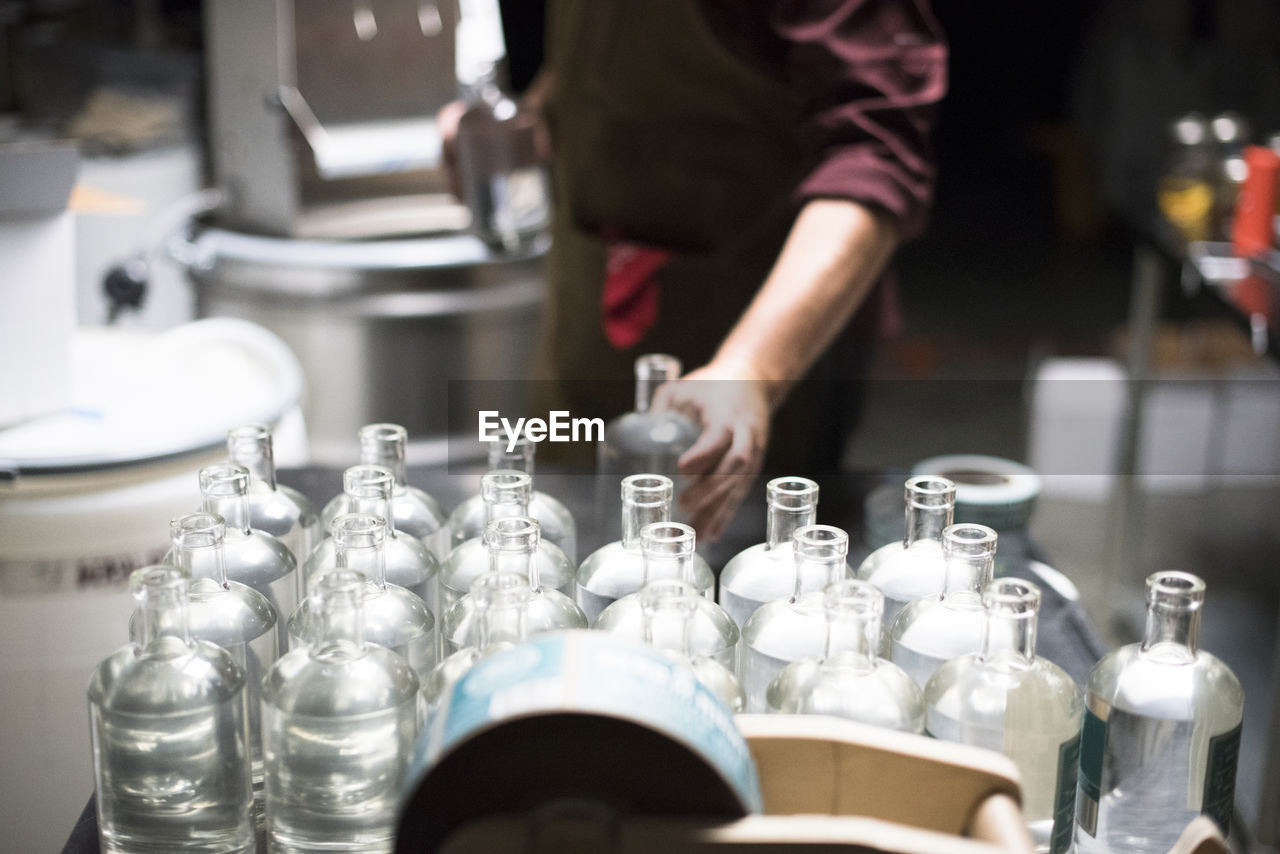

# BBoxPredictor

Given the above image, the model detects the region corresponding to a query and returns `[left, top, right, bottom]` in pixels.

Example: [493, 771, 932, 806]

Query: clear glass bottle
[446, 433, 577, 562]
[89, 566, 253, 854]
[640, 578, 745, 712]
[195, 462, 298, 653]
[261, 569, 420, 854]
[290, 513, 437, 685]
[926, 578, 1083, 853]
[576, 474, 714, 625]
[594, 522, 738, 672]
[767, 579, 924, 733]
[1074, 572, 1244, 854]
[307, 465, 440, 612]
[454, 0, 550, 251]
[440, 470, 575, 609]
[719, 476, 820, 629]
[442, 516, 586, 654]
[888, 523, 997, 690]
[597, 354, 700, 499]
[740, 524, 852, 713]
[857, 476, 955, 628]
[226, 423, 320, 567]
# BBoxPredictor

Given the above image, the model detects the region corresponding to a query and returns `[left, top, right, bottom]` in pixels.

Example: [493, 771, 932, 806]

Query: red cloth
[601, 239, 671, 349]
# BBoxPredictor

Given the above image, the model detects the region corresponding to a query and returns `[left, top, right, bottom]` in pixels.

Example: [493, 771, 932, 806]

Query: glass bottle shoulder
[185, 578, 279, 648]
[720, 542, 793, 597]
[262, 643, 419, 717]
[927, 652, 1083, 733]
[440, 538, 573, 598]
[1086, 642, 1244, 725]
[741, 590, 826, 654]
[442, 587, 586, 652]
[89, 638, 245, 712]
[305, 532, 437, 585]
[857, 540, 946, 599]
[246, 482, 319, 541]
[215, 530, 297, 587]
[769, 655, 925, 732]
[596, 593, 738, 659]
[688, 656, 745, 713]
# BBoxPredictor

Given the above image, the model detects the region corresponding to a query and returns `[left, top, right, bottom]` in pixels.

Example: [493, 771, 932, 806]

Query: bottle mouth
[171, 511, 225, 548]
[484, 516, 541, 551]
[942, 523, 998, 556]
[622, 474, 673, 506]
[343, 464, 396, 498]
[793, 524, 849, 561]
[331, 513, 386, 548]
[199, 462, 250, 496]
[982, 577, 1040, 616]
[359, 422, 406, 445]
[227, 423, 271, 452]
[130, 564, 188, 600]
[640, 522, 696, 556]
[481, 469, 533, 502]
[1146, 570, 1206, 611]
[823, 578, 882, 619]
[904, 475, 956, 509]
[471, 570, 532, 608]
[635, 353, 682, 382]
[767, 476, 819, 510]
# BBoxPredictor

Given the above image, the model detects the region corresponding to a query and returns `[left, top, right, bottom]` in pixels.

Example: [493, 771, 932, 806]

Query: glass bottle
[1157, 113, 1217, 246]
[719, 476, 820, 629]
[442, 516, 586, 655]
[440, 470, 574, 609]
[597, 354, 700, 500]
[576, 474, 715, 625]
[767, 579, 924, 733]
[290, 513, 437, 685]
[226, 423, 320, 566]
[261, 569, 420, 854]
[926, 578, 1083, 853]
[307, 465, 439, 611]
[740, 524, 852, 713]
[640, 578, 745, 712]
[454, 0, 550, 251]
[89, 566, 253, 854]
[595, 522, 738, 671]
[446, 433, 577, 561]
[888, 523, 997, 690]
[195, 462, 298, 652]
[857, 476, 956, 627]
[1074, 572, 1244, 854]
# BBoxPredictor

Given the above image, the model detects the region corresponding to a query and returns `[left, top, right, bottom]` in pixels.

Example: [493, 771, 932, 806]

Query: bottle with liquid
[740, 524, 852, 713]
[261, 569, 420, 854]
[719, 477, 820, 629]
[888, 523, 997, 690]
[226, 423, 320, 566]
[857, 476, 955, 627]
[290, 513, 436, 686]
[440, 470, 574, 609]
[595, 522, 738, 671]
[194, 462, 298, 652]
[1073, 572, 1244, 854]
[597, 355, 700, 490]
[89, 566, 253, 854]
[446, 433, 577, 561]
[454, 0, 550, 251]
[926, 578, 1083, 853]
[442, 516, 586, 654]
[576, 474, 714, 625]
[767, 579, 923, 733]
[641, 578, 745, 712]
[307, 465, 439, 611]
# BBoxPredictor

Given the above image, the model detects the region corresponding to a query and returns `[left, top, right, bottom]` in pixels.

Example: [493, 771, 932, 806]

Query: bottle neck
[641, 580, 697, 660]
[359, 425, 408, 489]
[940, 525, 996, 609]
[132, 567, 193, 653]
[488, 439, 535, 475]
[486, 518, 541, 593]
[822, 581, 882, 671]
[791, 525, 850, 599]
[1140, 572, 1204, 661]
[171, 514, 229, 588]
[344, 465, 398, 537]
[473, 572, 530, 651]
[766, 505, 815, 550]
[793, 554, 844, 598]
[227, 426, 278, 491]
[979, 579, 1041, 666]
[633, 355, 681, 414]
[623, 497, 669, 550]
[902, 476, 955, 548]
[201, 487, 251, 537]
[310, 571, 366, 658]
[333, 516, 388, 589]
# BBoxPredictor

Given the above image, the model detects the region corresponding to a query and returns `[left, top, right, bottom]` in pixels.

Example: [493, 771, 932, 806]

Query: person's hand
[651, 362, 777, 542]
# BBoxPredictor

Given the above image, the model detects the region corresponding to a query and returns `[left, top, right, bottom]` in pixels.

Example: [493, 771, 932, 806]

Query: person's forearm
[709, 198, 900, 408]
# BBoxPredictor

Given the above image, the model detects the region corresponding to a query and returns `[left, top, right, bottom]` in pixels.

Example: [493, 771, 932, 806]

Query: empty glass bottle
[767, 579, 923, 733]
[195, 462, 298, 653]
[307, 465, 439, 612]
[888, 523, 997, 690]
[290, 513, 437, 686]
[719, 477, 821, 629]
[595, 522, 738, 672]
[440, 470, 574, 609]
[857, 476, 955, 627]
[227, 423, 320, 566]
[90, 566, 253, 854]
[261, 569, 420, 854]
[446, 433, 577, 561]
[640, 578, 745, 712]
[442, 516, 586, 654]
[926, 578, 1082, 853]
[576, 474, 714, 625]
[740, 525, 852, 713]
[1074, 572, 1244, 854]
[597, 354, 700, 496]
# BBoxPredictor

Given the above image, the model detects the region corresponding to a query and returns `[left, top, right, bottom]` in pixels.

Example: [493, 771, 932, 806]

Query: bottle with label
[446, 433, 577, 562]
[576, 474, 714, 624]
[226, 423, 320, 567]
[440, 470, 575, 609]
[261, 569, 419, 854]
[194, 462, 298, 652]
[926, 578, 1082, 853]
[740, 525, 852, 713]
[857, 476, 956, 627]
[454, 0, 550, 251]
[767, 579, 923, 733]
[307, 465, 439, 611]
[90, 566, 253, 854]
[888, 523, 997, 690]
[290, 513, 436, 688]
[1074, 571, 1244, 854]
[595, 522, 738, 671]
[640, 578, 745, 712]
[442, 516, 586, 654]
[719, 477, 820, 629]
